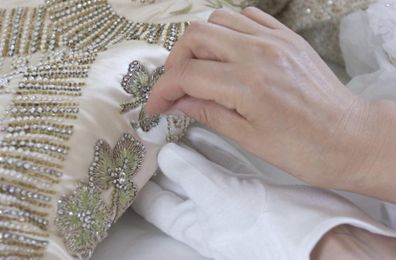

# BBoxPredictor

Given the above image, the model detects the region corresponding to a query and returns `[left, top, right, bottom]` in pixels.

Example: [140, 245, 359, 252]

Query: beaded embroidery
[0, 6, 57, 58]
[45, 0, 189, 52]
[120, 60, 193, 141]
[120, 60, 163, 132]
[88, 134, 144, 220]
[55, 184, 113, 259]
[0, 0, 189, 258]
[0, 49, 97, 259]
[56, 133, 144, 259]
[166, 115, 194, 143]
[0, 1, 188, 59]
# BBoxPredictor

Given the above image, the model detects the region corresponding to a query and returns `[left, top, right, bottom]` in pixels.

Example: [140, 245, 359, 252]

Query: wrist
[340, 99, 396, 202]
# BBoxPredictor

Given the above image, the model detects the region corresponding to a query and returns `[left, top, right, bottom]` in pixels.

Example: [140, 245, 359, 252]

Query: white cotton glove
[133, 128, 396, 260]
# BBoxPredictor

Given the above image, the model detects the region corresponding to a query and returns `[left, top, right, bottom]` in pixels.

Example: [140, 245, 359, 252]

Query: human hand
[312, 225, 396, 260]
[133, 127, 396, 260]
[145, 7, 396, 200]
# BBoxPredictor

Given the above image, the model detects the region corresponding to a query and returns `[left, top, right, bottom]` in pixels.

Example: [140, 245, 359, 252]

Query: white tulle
[340, 0, 396, 229]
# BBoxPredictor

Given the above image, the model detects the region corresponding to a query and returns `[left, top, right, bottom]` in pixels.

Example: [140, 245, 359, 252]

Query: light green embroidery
[55, 184, 113, 259]
[89, 134, 144, 219]
[56, 134, 145, 259]
[120, 60, 164, 132]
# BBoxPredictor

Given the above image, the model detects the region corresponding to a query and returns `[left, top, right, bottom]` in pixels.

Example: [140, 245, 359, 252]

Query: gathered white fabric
[340, 0, 396, 228]
[133, 127, 396, 260]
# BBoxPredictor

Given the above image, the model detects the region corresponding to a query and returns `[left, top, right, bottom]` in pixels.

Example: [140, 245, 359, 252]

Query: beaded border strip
[0, 6, 58, 58]
[0, 49, 97, 259]
[0, 0, 188, 58]
[45, 0, 189, 51]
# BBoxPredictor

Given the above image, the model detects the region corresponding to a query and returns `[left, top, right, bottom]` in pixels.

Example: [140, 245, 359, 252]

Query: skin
[312, 225, 396, 260]
[145, 7, 396, 203]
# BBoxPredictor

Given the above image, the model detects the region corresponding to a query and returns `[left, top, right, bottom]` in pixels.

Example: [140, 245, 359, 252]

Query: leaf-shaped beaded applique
[55, 184, 113, 259]
[56, 134, 145, 258]
[120, 60, 164, 132]
[89, 133, 145, 219]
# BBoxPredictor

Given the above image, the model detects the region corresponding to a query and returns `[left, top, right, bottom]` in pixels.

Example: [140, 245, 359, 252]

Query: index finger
[145, 59, 241, 115]
[164, 21, 250, 71]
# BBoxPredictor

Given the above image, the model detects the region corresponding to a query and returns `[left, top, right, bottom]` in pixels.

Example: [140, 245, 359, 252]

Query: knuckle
[164, 57, 173, 71]
[176, 59, 193, 83]
[184, 21, 207, 43]
[186, 21, 206, 34]
[164, 41, 183, 70]
[196, 106, 213, 126]
[268, 45, 284, 60]
[255, 40, 286, 62]
[208, 9, 228, 23]
[274, 29, 300, 44]
[241, 6, 259, 16]
[249, 38, 269, 55]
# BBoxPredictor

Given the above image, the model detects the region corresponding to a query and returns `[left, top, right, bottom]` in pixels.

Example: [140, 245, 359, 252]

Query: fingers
[133, 181, 212, 257]
[158, 143, 233, 208]
[133, 181, 197, 240]
[241, 6, 289, 31]
[172, 97, 249, 144]
[153, 171, 188, 199]
[145, 59, 242, 115]
[164, 21, 248, 71]
[208, 9, 270, 35]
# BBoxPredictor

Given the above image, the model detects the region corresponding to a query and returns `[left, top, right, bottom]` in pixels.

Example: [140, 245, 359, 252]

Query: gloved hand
[133, 128, 396, 260]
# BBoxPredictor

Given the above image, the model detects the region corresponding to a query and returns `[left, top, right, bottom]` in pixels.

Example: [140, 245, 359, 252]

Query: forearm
[312, 225, 396, 260]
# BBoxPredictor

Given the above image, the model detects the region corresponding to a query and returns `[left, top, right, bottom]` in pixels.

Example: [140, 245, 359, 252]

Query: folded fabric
[133, 127, 396, 260]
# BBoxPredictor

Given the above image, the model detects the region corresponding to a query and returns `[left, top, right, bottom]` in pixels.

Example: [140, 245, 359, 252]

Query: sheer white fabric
[340, 0, 396, 230]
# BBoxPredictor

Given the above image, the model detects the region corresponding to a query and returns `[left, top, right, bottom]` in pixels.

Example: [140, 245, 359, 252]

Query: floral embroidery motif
[55, 184, 113, 259]
[121, 60, 164, 132]
[55, 134, 145, 259]
[120, 60, 194, 142]
[88, 133, 144, 219]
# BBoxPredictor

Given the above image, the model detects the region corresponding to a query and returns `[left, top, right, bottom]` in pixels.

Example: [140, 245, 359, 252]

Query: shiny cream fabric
[0, 0, 236, 259]
[46, 41, 170, 260]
